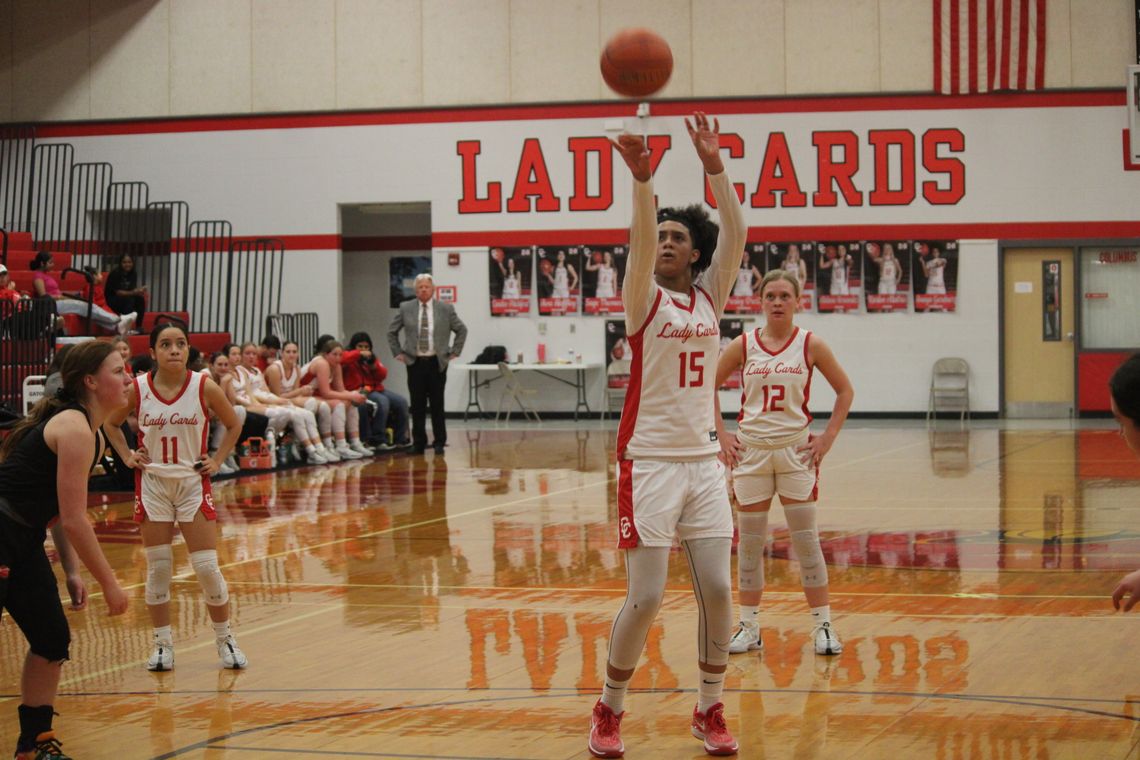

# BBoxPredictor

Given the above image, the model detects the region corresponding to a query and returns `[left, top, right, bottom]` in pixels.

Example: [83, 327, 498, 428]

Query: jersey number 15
[678, 351, 705, 388]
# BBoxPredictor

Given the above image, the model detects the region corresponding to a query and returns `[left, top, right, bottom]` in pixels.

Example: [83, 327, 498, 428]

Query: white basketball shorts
[616, 458, 733, 548]
[134, 470, 216, 524]
[732, 441, 819, 505]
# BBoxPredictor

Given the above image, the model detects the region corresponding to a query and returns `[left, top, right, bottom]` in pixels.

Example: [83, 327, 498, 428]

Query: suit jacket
[387, 298, 468, 372]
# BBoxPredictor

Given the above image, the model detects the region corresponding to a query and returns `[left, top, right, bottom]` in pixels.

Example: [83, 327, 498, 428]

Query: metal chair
[927, 357, 970, 422]
[495, 362, 540, 422]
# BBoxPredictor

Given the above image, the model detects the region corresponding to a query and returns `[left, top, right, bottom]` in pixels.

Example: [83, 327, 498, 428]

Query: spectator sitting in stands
[30, 251, 136, 335]
[187, 346, 206, 373]
[103, 254, 147, 329]
[110, 337, 132, 366]
[344, 330, 411, 451]
[257, 335, 281, 371]
[42, 345, 74, 399]
[0, 265, 22, 305]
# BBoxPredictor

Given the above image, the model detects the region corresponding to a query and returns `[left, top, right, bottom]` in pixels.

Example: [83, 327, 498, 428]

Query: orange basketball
[600, 28, 673, 98]
[491, 247, 505, 263]
[540, 259, 554, 275]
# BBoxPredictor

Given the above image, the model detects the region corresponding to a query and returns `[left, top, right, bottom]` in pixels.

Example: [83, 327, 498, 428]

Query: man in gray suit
[387, 273, 468, 454]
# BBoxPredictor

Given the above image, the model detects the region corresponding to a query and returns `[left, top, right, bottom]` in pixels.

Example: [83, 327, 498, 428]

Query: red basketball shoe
[588, 699, 625, 758]
[691, 702, 738, 755]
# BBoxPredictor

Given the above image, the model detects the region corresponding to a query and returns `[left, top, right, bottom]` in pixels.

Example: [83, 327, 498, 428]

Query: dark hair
[348, 332, 372, 349]
[656, 204, 719, 275]
[149, 321, 190, 348]
[131, 355, 154, 375]
[209, 351, 229, 366]
[260, 335, 281, 350]
[317, 338, 343, 355]
[282, 340, 299, 352]
[221, 342, 238, 356]
[47, 344, 74, 376]
[314, 334, 336, 354]
[186, 346, 203, 370]
[0, 340, 117, 461]
[114, 253, 134, 269]
[1110, 354, 1140, 426]
[30, 250, 52, 271]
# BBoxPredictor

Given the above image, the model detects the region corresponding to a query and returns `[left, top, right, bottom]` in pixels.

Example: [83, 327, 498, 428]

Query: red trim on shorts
[802, 331, 814, 425]
[616, 459, 639, 548]
[809, 436, 820, 501]
[133, 468, 146, 523]
[148, 371, 194, 406]
[615, 290, 662, 459]
[200, 475, 217, 521]
[758, 326, 799, 357]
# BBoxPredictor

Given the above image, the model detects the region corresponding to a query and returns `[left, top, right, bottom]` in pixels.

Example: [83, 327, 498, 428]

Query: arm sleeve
[699, 171, 748, 314]
[622, 179, 660, 333]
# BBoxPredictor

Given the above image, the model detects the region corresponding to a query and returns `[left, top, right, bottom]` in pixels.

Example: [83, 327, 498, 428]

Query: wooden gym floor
[1, 419, 1138, 759]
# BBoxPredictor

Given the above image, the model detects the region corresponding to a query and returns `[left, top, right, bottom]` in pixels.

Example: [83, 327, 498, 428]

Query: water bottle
[264, 428, 276, 467]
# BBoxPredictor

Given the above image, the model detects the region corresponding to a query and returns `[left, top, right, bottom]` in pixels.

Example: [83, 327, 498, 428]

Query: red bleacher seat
[5, 232, 34, 249]
[1, 250, 72, 272]
[141, 311, 190, 332]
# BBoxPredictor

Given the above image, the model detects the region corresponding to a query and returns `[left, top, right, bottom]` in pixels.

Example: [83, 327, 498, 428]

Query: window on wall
[1080, 247, 1140, 348]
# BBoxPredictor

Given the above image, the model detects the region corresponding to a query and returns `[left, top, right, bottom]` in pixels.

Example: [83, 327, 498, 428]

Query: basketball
[491, 247, 505, 263]
[600, 28, 673, 98]
[540, 259, 554, 275]
[593, 251, 603, 264]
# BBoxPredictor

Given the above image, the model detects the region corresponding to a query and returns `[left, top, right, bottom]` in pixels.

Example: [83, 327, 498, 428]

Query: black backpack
[473, 345, 508, 364]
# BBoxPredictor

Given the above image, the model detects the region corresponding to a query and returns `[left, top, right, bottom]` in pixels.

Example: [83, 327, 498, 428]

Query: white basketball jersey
[553, 264, 570, 297]
[830, 260, 847, 295]
[880, 259, 897, 294]
[502, 274, 520, 299]
[274, 359, 300, 392]
[737, 327, 813, 445]
[135, 371, 209, 478]
[927, 261, 946, 290]
[596, 266, 616, 298]
[733, 268, 754, 297]
[617, 286, 721, 460]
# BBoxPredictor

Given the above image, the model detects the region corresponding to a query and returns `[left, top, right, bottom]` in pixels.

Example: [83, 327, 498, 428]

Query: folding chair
[495, 362, 540, 422]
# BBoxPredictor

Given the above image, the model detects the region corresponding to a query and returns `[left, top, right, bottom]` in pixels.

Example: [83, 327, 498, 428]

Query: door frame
[998, 237, 1140, 417]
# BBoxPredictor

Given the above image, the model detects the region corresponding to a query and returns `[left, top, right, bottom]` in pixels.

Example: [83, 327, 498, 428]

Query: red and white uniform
[615, 172, 747, 548]
[134, 371, 215, 523]
[733, 327, 818, 504]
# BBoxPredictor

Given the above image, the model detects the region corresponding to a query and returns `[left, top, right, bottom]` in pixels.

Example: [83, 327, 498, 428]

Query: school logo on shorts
[619, 516, 632, 539]
[204, 493, 215, 509]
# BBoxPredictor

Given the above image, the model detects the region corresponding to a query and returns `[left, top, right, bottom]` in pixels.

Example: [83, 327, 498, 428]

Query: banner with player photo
[604, 320, 631, 389]
[718, 318, 746, 390]
[536, 246, 581, 316]
[816, 242, 862, 313]
[489, 246, 533, 317]
[863, 241, 912, 312]
[725, 244, 765, 314]
[912, 240, 958, 312]
[584, 245, 627, 315]
[765, 242, 815, 312]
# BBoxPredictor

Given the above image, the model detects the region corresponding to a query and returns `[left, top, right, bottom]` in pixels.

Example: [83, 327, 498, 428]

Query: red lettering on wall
[922, 129, 965, 205]
[812, 131, 863, 207]
[506, 138, 561, 213]
[568, 137, 613, 212]
[457, 140, 502, 214]
[705, 133, 747, 208]
[751, 132, 807, 208]
[869, 129, 916, 206]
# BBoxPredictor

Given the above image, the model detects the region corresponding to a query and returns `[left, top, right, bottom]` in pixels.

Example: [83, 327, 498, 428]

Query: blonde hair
[759, 268, 802, 299]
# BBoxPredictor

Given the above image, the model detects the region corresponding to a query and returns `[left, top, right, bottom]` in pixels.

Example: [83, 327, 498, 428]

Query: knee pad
[144, 544, 173, 606]
[786, 502, 828, 588]
[303, 397, 319, 413]
[190, 549, 229, 607]
[316, 401, 332, 435]
[736, 511, 769, 593]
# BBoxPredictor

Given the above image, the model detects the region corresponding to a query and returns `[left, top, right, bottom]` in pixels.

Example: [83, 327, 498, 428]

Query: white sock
[742, 605, 760, 625]
[698, 670, 726, 713]
[153, 625, 173, 645]
[212, 620, 232, 642]
[601, 675, 630, 714]
[811, 605, 831, 625]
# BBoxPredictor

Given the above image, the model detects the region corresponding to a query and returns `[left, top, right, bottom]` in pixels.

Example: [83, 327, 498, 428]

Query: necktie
[417, 302, 430, 354]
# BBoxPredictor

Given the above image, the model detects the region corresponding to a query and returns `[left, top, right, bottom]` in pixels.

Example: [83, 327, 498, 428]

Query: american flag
[934, 0, 1046, 94]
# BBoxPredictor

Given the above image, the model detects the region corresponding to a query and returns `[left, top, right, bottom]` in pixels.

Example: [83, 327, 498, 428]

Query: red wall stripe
[1016, 0, 1030, 90]
[28, 92, 1125, 139]
[950, 0, 961, 94]
[986, 0, 997, 90]
[1034, 0, 1046, 90]
[968, 0, 979, 93]
[1000, 0, 1013, 90]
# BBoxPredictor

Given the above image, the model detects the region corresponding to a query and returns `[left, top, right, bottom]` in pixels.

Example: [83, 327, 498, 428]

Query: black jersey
[0, 404, 102, 534]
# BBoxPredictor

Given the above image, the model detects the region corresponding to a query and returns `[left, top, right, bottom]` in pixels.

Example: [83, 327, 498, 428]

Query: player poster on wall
[765, 242, 815, 312]
[912, 240, 958, 312]
[864, 241, 911, 312]
[604, 319, 631, 389]
[489, 246, 532, 317]
[725, 244, 765, 314]
[718, 318, 745, 389]
[583, 245, 627, 315]
[535, 246, 581, 316]
[816, 242, 862, 313]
